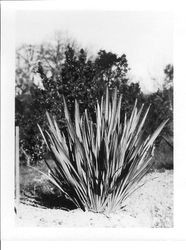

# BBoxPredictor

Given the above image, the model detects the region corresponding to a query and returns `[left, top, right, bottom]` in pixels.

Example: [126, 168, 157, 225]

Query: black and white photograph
[13, 9, 174, 228]
[1, 0, 186, 247]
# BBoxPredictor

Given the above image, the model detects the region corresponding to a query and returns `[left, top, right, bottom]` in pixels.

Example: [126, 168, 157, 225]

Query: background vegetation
[15, 35, 173, 170]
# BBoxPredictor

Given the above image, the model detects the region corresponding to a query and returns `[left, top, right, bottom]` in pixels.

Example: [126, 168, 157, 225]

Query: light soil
[16, 170, 173, 227]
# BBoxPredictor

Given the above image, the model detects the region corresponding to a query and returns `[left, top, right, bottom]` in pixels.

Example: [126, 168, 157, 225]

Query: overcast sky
[16, 11, 173, 93]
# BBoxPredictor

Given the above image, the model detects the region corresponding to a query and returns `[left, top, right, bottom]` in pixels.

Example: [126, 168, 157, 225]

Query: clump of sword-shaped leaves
[38, 88, 167, 214]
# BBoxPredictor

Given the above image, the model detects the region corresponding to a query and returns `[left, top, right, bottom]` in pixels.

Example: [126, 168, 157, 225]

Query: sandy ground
[15, 170, 173, 228]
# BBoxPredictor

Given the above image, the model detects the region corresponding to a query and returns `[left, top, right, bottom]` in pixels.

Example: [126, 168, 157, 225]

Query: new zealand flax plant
[38, 88, 167, 214]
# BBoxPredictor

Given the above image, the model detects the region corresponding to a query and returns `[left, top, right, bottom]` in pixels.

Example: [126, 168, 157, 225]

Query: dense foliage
[15, 41, 173, 165]
[38, 89, 167, 213]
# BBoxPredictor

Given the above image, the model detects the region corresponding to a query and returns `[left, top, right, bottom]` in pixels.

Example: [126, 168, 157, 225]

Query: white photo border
[1, 0, 186, 243]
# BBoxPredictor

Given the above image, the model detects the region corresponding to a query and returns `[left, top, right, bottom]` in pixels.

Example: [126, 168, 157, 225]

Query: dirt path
[16, 170, 173, 227]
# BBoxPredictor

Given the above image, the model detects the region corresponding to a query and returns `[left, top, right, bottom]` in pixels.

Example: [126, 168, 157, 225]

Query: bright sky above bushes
[16, 11, 173, 93]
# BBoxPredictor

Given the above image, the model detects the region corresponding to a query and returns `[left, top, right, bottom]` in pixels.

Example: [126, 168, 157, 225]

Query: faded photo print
[15, 10, 173, 227]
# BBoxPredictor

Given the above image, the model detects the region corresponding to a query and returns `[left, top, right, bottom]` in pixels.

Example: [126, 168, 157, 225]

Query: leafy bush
[15, 38, 173, 166]
[16, 44, 133, 163]
[38, 88, 167, 214]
